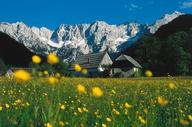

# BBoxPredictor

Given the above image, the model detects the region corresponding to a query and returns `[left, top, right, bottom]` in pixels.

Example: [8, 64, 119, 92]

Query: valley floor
[0, 77, 192, 127]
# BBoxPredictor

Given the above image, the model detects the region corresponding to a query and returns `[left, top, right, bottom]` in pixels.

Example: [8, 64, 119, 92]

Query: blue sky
[0, 0, 192, 29]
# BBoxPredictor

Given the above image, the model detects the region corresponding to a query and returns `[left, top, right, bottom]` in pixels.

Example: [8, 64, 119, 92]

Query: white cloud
[128, 3, 142, 11]
[180, 1, 192, 9]
[130, 3, 139, 9]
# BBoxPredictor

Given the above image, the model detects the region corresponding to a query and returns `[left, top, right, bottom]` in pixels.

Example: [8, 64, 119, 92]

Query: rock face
[0, 11, 184, 61]
[149, 11, 183, 34]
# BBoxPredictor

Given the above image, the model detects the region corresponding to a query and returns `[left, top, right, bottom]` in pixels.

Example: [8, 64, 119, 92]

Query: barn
[71, 51, 113, 76]
[110, 54, 142, 77]
[71, 51, 142, 77]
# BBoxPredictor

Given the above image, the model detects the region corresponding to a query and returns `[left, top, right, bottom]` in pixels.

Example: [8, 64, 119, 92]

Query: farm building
[71, 50, 142, 77]
[110, 54, 142, 77]
[71, 51, 113, 76]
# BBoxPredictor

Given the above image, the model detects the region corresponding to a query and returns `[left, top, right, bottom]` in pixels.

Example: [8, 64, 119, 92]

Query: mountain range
[0, 11, 187, 66]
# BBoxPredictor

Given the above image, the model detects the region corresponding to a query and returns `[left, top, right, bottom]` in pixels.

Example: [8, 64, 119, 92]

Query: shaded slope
[154, 14, 192, 38]
[0, 32, 41, 67]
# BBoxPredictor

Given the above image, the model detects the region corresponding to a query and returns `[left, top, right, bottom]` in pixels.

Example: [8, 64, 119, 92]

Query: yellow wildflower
[44, 70, 49, 75]
[47, 53, 59, 65]
[188, 115, 192, 121]
[26, 102, 30, 106]
[78, 107, 83, 113]
[32, 55, 41, 64]
[45, 123, 53, 127]
[144, 108, 148, 114]
[92, 87, 103, 98]
[5, 104, 10, 109]
[168, 83, 176, 89]
[179, 119, 189, 126]
[0, 106, 3, 111]
[124, 102, 132, 109]
[74, 64, 81, 72]
[48, 76, 59, 85]
[138, 116, 146, 125]
[102, 124, 107, 127]
[14, 70, 31, 81]
[112, 109, 120, 116]
[79, 123, 84, 127]
[59, 121, 65, 127]
[77, 84, 86, 94]
[55, 72, 61, 78]
[157, 96, 168, 106]
[145, 70, 153, 77]
[106, 117, 112, 122]
[111, 89, 116, 94]
[83, 107, 88, 112]
[15, 99, 22, 104]
[60, 104, 65, 110]
[81, 69, 88, 75]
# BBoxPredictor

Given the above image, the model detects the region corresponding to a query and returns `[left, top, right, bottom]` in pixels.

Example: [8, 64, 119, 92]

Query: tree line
[125, 28, 192, 76]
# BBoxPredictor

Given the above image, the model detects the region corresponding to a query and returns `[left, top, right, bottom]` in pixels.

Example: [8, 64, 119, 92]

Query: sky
[0, 0, 192, 29]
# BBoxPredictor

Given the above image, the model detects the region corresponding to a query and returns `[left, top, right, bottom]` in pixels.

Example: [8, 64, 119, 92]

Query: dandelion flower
[59, 121, 65, 127]
[112, 109, 120, 116]
[138, 116, 146, 125]
[5, 104, 10, 109]
[77, 84, 86, 94]
[55, 72, 61, 78]
[111, 89, 116, 94]
[144, 108, 148, 114]
[74, 64, 81, 72]
[106, 117, 112, 122]
[32, 55, 41, 64]
[83, 107, 88, 112]
[45, 123, 53, 127]
[60, 104, 65, 110]
[81, 69, 88, 75]
[124, 102, 132, 109]
[92, 87, 103, 98]
[48, 76, 59, 85]
[47, 53, 59, 65]
[0, 106, 2, 111]
[14, 70, 31, 82]
[168, 83, 176, 89]
[26, 102, 30, 106]
[145, 70, 153, 77]
[179, 119, 189, 126]
[102, 124, 107, 127]
[157, 96, 168, 106]
[78, 107, 83, 113]
[15, 99, 22, 104]
[188, 115, 192, 121]
[44, 70, 49, 75]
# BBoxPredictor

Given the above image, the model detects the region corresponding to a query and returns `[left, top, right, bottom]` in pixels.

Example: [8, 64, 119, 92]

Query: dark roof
[9, 67, 33, 71]
[112, 54, 142, 68]
[109, 52, 121, 61]
[73, 51, 107, 69]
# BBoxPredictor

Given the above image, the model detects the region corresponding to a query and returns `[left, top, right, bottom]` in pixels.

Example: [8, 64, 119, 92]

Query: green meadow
[0, 77, 191, 127]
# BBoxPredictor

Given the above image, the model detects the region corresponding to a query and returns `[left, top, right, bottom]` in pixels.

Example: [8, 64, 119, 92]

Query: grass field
[0, 77, 192, 127]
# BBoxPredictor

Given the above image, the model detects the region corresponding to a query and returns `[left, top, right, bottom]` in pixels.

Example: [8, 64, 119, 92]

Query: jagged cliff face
[0, 11, 183, 61]
[149, 11, 183, 33]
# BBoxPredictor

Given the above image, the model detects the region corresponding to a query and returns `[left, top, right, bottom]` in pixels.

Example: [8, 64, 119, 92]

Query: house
[71, 51, 113, 76]
[71, 50, 142, 77]
[110, 54, 142, 77]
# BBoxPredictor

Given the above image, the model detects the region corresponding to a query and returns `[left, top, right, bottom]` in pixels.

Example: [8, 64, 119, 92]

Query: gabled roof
[114, 54, 142, 68]
[73, 51, 108, 69]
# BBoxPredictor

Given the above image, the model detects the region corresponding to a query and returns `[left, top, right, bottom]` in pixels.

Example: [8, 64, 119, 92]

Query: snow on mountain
[0, 11, 184, 61]
[149, 11, 184, 34]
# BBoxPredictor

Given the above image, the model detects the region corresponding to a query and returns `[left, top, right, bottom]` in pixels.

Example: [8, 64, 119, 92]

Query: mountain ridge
[0, 11, 184, 62]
